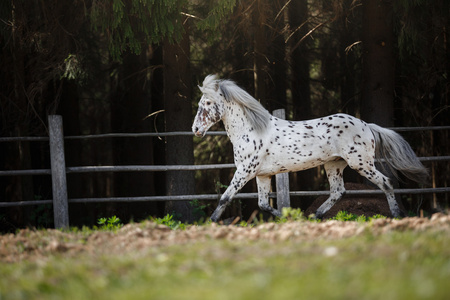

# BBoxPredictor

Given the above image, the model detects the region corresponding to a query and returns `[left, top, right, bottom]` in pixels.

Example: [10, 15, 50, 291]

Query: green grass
[1, 228, 449, 300]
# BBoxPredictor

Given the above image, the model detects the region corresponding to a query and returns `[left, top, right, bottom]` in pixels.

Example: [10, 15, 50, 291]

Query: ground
[1, 214, 449, 300]
[1, 213, 449, 263]
[305, 182, 401, 218]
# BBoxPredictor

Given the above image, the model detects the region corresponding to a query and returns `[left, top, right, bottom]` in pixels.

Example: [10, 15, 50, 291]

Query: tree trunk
[5, 40, 34, 227]
[111, 51, 157, 220]
[338, 0, 359, 116]
[57, 80, 82, 198]
[361, 0, 395, 126]
[149, 45, 167, 217]
[163, 19, 195, 223]
[361, 0, 396, 187]
[269, 0, 287, 111]
[289, 0, 315, 208]
[253, 0, 268, 107]
[289, 0, 311, 120]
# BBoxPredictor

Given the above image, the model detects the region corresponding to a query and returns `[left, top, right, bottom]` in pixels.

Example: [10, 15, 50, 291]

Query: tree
[289, 0, 312, 120]
[110, 51, 157, 217]
[163, 17, 195, 222]
[0, 0, 87, 226]
[361, 0, 395, 126]
[89, 0, 185, 60]
[268, 0, 288, 110]
[91, 0, 196, 221]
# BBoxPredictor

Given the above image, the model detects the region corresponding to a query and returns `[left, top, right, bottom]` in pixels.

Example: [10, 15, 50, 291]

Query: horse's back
[264, 113, 374, 169]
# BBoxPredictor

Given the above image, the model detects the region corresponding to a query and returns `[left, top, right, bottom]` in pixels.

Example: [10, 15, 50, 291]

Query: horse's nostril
[195, 127, 199, 133]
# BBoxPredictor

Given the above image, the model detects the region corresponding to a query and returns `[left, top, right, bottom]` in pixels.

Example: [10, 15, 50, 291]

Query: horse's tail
[368, 124, 428, 184]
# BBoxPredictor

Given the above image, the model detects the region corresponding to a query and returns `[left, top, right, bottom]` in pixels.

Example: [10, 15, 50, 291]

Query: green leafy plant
[369, 214, 387, 220]
[97, 215, 123, 231]
[330, 211, 388, 222]
[150, 214, 186, 230]
[331, 211, 361, 222]
[215, 181, 228, 194]
[190, 199, 210, 220]
[29, 203, 53, 228]
[278, 208, 306, 222]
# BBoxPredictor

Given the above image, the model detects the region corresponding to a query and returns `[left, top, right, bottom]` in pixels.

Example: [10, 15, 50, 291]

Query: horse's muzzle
[193, 127, 206, 137]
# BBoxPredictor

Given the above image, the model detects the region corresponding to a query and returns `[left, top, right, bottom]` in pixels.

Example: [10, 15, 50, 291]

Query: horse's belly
[257, 153, 332, 176]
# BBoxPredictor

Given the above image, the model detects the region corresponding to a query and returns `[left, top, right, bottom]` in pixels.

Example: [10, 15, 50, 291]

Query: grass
[1, 225, 449, 300]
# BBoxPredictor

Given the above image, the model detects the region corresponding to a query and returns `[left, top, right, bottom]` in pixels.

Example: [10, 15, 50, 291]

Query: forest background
[0, 0, 448, 228]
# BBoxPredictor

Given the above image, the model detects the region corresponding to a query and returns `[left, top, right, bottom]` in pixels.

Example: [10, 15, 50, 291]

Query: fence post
[272, 109, 291, 212]
[48, 115, 69, 229]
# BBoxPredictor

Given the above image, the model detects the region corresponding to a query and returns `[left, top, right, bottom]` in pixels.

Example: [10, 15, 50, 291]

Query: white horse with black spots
[192, 75, 428, 222]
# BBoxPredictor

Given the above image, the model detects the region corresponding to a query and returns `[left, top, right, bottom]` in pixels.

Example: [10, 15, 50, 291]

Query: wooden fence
[0, 113, 449, 228]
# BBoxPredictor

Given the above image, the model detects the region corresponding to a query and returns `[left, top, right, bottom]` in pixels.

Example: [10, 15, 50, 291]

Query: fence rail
[1, 157, 450, 177]
[0, 114, 449, 228]
[1, 126, 449, 143]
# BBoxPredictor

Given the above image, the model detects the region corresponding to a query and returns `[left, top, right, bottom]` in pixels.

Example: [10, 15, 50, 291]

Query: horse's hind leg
[256, 175, 282, 218]
[315, 160, 348, 219]
[354, 166, 403, 218]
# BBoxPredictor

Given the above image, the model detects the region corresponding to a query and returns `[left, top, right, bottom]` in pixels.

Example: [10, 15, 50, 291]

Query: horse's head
[192, 75, 226, 138]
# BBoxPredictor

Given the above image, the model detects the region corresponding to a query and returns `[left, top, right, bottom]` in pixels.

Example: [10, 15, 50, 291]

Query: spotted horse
[192, 75, 428, 222]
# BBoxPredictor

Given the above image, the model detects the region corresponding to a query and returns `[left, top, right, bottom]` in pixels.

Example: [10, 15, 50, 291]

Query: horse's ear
[198, 85, 204, 93]
[219, 84, 231, 102]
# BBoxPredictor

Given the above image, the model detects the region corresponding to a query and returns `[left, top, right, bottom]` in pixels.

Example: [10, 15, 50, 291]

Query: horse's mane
[200, 75, 270, 133]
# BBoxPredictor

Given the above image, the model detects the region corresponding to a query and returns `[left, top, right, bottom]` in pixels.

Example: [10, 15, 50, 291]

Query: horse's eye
[205, 101, 212, 106]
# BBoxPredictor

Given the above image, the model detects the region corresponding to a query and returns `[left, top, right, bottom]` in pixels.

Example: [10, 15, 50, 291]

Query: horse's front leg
[210, 167, 254, 222]
[256, 175, 282, 218]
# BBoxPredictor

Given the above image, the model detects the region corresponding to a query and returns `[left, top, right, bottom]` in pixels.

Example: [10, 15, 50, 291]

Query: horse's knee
[218, 195, 231, 207]
[328, 189, 345, 203]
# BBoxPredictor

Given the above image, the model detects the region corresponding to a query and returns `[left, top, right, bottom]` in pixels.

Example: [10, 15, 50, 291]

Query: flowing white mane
[200, 75, 270, 133]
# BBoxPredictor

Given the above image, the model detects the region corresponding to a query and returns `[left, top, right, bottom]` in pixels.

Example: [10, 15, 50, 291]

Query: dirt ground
[305, 182, 403, 218]
[1, 212, 449, 263]
[1, 182, 448, 264]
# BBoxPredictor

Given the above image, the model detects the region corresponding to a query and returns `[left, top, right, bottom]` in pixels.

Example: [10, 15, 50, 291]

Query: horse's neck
[222, 103, 256, 142]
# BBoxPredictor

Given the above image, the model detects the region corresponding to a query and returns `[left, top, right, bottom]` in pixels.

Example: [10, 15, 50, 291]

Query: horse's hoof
[314, 212, 324, 220]
[210, 215, 219, 223]
[392, 210, 406, 219]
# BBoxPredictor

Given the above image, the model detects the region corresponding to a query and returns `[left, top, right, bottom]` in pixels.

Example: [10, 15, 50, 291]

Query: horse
[192, 75, 428, 222]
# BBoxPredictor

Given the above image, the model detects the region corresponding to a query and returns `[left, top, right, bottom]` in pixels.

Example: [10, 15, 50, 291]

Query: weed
[190, 199, 210, 220]
[330, 211, 388, 222]
[29, 203, 53, 228]
[215, 181, 228, 193]
[150, 214, 186, 230]
[331, 211, 360, 221]
[97, 216, 123, 231]
[278, 207, 305, 222]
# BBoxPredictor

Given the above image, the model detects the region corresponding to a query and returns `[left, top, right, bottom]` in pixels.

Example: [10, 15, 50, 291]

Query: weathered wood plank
[48, 115, 69, 229]
[273, 109, 291, 211]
